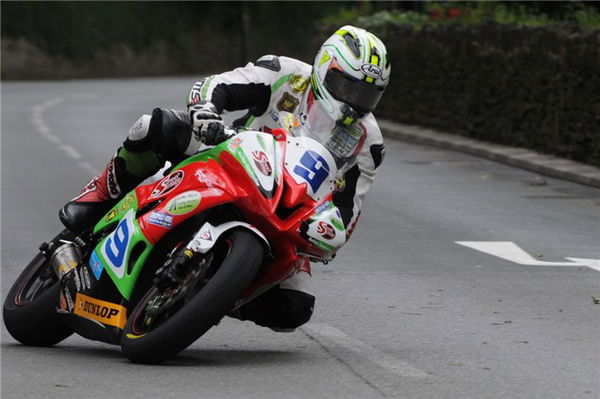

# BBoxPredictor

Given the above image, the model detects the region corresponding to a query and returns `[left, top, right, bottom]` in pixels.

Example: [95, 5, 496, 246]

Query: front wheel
[3, 230, 74, 346]
[121, 229, 264, 364]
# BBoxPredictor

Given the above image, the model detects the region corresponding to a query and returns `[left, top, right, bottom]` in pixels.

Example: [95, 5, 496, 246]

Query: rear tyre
[121, 229, 264, 364]
[3, 231, 73, 346]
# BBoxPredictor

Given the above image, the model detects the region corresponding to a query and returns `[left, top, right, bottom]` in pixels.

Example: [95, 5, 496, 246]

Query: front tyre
[121, 229, 264, 364]
[3, 231, 73, 346]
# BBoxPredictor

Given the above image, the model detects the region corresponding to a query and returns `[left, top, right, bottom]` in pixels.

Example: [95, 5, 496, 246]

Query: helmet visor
[324, 69, 384, 115]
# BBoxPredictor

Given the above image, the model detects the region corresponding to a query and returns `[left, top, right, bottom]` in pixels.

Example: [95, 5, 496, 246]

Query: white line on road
[456, 241, 600, 272]
[60, 144, 82, 159]
[30, 94, 98, 177]
[302, 323, 429, 378]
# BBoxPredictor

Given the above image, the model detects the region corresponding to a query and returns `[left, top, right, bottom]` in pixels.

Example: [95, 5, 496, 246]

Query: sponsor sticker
[335, 176, 346, 192]
[316, 221, 336, 240]
[289, 74, 309, 94]
[120, 193, 135, 211]
[105, 208, 118, 223]
[165, 191, 201, 216]
[268, 110, 279, 122]
[89, 250, 103, 280]
[107, 157, 121, 199]
[227, 137, 242, 152]
[277, 92, 300, 113]
[149, 170, 184, 199]
[148, 211, 174, 228]
[73, 293, 127, 329]
[195, 169, 219, 195]
[252, 150, 272, 176]
[315, 201, 333, 214]
[361, 63, 382, 78]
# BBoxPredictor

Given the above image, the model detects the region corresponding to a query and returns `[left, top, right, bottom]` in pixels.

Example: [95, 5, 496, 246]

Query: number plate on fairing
[285, 136, 337, 202]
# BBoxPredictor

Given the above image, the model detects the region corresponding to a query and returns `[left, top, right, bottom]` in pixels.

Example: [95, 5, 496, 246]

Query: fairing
[67, 128, 346, 334]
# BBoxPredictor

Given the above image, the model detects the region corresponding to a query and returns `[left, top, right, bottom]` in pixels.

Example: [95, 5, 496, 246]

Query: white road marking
[302, 323, 429, 378]
[60, 144, 82, 159]
[30, 95, 98, 177]
[456, 241, 600, 272]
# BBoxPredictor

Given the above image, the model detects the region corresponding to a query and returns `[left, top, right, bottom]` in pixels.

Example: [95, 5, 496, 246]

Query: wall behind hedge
[376, 23, 600, 167]
[1, 1, 344, 78]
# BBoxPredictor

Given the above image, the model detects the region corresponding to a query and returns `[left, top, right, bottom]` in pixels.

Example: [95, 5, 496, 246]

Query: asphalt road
[2, 78, 599, 399]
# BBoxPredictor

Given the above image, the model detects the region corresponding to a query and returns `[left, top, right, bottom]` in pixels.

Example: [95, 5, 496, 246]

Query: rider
[59, 25, 391, 332]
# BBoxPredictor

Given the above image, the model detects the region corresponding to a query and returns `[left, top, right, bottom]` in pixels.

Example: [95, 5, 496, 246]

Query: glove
[188, 101, 227, 145]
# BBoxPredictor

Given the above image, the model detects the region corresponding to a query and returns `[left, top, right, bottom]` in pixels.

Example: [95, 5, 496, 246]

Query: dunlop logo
[73, 293, 127, 329]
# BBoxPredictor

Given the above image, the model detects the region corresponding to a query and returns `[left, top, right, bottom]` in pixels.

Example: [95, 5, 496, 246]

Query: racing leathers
[60, 55, 385, 332]
[186, 55, 385, 237]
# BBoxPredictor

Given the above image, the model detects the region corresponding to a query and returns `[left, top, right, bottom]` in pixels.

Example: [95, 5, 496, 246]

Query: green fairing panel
[93, 192, 139, 234]
[172, 144, 225, 170]
[92, 209, 154, 300]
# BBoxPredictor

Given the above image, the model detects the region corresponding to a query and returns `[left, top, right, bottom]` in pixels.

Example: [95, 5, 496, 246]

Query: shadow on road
[2, 342, 302, 367]
[165, 348, 303, 367]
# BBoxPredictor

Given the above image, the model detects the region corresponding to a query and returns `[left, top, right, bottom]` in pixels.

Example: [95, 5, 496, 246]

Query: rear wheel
[3, 230, 73, 346]
[121, 229, 264, 364]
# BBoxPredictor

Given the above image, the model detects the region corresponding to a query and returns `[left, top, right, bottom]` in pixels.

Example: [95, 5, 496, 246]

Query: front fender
[186, 221, 271, 256]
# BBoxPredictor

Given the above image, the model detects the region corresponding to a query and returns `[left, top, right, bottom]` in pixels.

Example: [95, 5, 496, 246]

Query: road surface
[2, 78, 599, 398]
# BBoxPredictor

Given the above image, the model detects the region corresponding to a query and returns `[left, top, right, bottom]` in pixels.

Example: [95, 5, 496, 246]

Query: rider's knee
[124, 114, 154, 152]
[239, 288, 315, 330]
[124, 108, 192, 162]
[275, 290, 315, 329]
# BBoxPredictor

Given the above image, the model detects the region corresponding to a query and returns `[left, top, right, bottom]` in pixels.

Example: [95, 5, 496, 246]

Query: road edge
[379, 120, 600, 189]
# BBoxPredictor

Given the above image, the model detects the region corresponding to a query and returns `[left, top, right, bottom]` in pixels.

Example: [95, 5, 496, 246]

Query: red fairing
[134, 128, 335, 301]
[135, 159, 241, 245]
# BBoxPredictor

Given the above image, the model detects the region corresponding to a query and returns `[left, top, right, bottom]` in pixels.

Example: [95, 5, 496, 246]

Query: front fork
[39, 232, 86, 312]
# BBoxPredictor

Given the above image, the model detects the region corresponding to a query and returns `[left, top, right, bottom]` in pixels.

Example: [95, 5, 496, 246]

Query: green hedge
[375, 23, 600, 166]
[2, 2, 599, 166]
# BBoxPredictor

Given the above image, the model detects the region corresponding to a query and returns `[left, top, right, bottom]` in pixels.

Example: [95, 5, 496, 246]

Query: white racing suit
[124, 55, 385, 331]
[186, 55, 385, 238]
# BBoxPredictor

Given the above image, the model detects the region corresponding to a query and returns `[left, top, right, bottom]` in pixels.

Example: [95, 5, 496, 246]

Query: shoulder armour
[255, 55, 281, 72]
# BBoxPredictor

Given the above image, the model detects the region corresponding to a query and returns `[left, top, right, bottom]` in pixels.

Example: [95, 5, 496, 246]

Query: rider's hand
[188, 101, 226, 145]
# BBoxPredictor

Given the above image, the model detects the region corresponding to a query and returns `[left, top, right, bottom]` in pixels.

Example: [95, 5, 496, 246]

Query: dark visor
[324, 69, 384, 115]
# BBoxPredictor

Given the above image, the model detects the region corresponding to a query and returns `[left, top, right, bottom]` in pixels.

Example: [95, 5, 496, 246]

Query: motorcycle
[3, 110, 354, 364]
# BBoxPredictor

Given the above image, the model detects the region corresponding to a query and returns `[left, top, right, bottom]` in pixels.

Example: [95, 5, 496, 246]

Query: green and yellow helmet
[311, 25, 391, 122]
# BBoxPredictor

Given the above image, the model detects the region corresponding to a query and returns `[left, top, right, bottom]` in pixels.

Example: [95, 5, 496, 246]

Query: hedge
[375, 23, 600, 166]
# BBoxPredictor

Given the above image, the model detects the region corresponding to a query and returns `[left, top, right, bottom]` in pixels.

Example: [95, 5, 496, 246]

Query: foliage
[328, 1, 600, 31]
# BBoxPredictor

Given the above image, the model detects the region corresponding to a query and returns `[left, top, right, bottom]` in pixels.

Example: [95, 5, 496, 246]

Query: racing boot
[59, 147, 159, 234]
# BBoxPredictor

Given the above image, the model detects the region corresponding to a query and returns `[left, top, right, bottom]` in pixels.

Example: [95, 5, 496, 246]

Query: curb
[378, 120, 600, 190]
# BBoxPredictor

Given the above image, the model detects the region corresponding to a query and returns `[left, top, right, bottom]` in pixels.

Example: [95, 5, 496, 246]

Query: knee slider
[238, 289, 315, 330]
[124, 113, 156, 153]
[155, 108, 193, 161]
[270, 290, 315, 329]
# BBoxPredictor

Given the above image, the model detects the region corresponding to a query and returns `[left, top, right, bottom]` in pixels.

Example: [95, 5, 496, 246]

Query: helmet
[311, 25, 391, 123]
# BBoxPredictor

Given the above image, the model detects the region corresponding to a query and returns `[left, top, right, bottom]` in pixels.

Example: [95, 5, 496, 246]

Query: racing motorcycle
[3, 110, 359, 364]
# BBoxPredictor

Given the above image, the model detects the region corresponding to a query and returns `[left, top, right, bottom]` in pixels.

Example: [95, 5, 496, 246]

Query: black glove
[188, 101, 227, 145]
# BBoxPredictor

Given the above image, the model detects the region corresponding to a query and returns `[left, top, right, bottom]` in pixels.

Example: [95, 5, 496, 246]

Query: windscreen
[287, 96, 366, 176]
